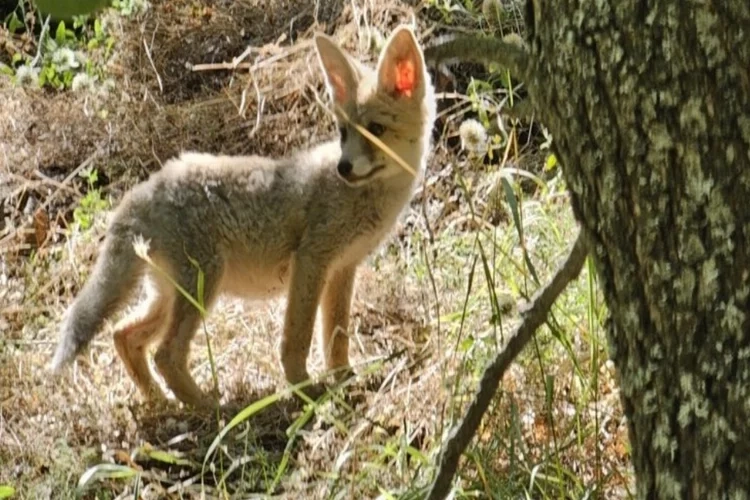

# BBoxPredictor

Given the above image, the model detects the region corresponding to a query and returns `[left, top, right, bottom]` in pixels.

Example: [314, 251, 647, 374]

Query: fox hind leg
[113, 282, 174, 401]
[153, 265, 221, 408]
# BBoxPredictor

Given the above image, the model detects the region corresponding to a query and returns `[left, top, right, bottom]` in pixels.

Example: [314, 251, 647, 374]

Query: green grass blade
[501, 176, 541, 285]
[77, 464, 138, 491]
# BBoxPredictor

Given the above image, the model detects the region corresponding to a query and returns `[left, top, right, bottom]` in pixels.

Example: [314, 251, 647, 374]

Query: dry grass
[1, 0, 632, 498]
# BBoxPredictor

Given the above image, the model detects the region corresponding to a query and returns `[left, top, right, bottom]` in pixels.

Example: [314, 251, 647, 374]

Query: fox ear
[376, 26, 425, 100]
[315, 34, 359, 106]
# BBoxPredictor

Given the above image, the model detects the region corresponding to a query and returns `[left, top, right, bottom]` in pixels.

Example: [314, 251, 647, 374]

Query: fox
[49, 25, 436, 408]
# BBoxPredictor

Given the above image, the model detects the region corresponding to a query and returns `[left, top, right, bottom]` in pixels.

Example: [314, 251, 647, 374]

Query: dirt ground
[0, 0, 632, 498]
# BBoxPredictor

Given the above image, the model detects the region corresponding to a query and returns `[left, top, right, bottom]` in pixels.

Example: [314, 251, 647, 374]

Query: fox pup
[50, 26, 436, 408]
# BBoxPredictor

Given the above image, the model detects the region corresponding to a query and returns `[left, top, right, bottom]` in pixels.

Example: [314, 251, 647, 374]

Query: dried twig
[245, 77, 265, 137]
[191, 40, 314, 73]
[30, 15, 50, 67]
[426, 230, 589, 500]
[190, 61, 255, 72]
[142, 22, 163, 93]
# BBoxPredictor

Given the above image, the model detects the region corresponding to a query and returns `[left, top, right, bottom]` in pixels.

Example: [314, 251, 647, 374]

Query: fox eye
[339, 127, 347, 142]
[366, 122, 386, 137]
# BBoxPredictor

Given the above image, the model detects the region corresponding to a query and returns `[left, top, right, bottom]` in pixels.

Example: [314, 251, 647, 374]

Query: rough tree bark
[529, 1, 750, 497]
[429, 1, 750, 497]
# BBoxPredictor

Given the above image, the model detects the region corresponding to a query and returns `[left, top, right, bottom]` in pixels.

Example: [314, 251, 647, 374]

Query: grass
[0, 0, 633, 498]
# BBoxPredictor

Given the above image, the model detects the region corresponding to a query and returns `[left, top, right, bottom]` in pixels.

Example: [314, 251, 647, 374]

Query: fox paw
[287, 380, 326, 402]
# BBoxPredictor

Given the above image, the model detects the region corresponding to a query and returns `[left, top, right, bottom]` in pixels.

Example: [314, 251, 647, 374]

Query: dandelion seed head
[51, 47, 80, 71]
[459, 119, 488, 155]
[71, 73, 97, 92]
[15, 65, 40, 87]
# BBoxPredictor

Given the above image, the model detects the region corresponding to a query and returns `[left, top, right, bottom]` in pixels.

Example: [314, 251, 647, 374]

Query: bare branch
[423, 35, 530, 81]
[427, 231, 589, 500]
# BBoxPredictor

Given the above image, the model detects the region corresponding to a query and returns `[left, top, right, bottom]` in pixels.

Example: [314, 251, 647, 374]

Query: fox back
[50, 25, 436, 408]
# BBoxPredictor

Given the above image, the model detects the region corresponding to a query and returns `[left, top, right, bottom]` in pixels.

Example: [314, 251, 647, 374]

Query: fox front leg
[280, 252, 327, 391]
[320, 264, 356, 380]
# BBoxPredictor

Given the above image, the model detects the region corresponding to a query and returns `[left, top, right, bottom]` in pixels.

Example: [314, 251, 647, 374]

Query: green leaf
[0, 485, 16, 499]
[72, 14, 89, 29]
[85, 168, 98, 185]
[544, 153, 558, 171]
[459, 336, 475, 352]
[7, 12, 24, 34]
[55, 20, 67, 44]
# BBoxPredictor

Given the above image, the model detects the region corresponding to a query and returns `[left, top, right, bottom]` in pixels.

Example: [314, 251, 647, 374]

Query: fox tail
[49, 231, 144, 371]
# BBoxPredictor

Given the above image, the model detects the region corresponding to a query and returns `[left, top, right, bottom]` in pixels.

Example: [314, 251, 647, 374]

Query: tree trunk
[523, 1, 750, 497]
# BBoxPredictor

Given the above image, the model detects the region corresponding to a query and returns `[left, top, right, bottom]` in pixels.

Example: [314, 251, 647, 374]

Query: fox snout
[335, 153, 388, 185]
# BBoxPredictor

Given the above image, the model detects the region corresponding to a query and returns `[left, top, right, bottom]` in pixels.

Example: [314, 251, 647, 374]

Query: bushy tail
[49, 231, 144, 371]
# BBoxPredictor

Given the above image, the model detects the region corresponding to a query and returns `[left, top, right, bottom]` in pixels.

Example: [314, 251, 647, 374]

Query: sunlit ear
[315, 34, 360, 106]
[376, 26, 425, 100]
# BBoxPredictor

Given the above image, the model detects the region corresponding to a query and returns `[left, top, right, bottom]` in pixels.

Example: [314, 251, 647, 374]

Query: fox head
[315, 26, 435, 187]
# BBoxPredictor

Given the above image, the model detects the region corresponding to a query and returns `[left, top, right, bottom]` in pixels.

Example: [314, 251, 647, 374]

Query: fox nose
[337, 160, 353, 177]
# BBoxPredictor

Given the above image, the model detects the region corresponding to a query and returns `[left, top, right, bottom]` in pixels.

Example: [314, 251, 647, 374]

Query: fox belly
[219, 256, 292, 300]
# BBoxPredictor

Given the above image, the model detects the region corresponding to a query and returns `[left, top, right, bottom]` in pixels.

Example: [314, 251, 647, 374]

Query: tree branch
[423, 35, 530, 82]
[427, 231, 589, 500]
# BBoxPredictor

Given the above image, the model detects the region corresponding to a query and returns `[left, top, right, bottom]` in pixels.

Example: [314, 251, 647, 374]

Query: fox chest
[334, 224, 391, 270]
[334, 201, 405, 267]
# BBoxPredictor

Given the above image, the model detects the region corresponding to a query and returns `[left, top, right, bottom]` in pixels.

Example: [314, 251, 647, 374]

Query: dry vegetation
[1, 0, 632, 498]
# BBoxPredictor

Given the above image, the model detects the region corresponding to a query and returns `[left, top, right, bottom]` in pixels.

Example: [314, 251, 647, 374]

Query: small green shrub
[72, 168, 109, 230]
